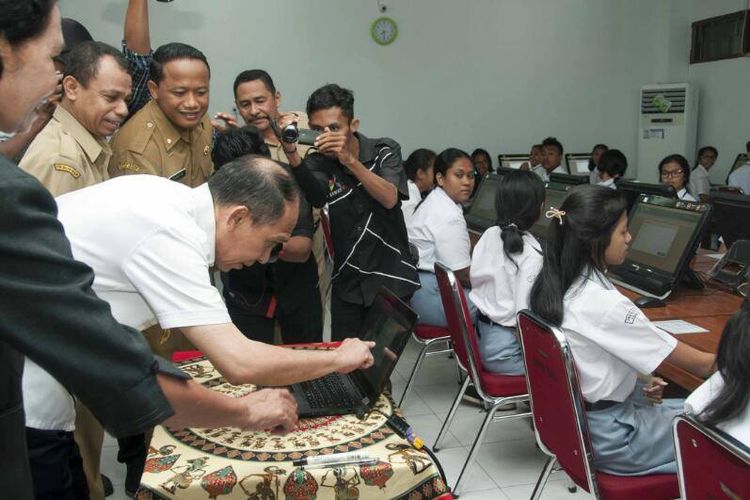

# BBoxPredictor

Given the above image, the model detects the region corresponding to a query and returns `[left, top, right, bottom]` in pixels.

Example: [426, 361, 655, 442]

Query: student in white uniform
[728, 140, 750, 195]
[532, 136, 567, 182]
[689, 146, 717, 199]
[529, 185, 715, 475]
[685, 300, 750, 449]
[520, 143, 543, 174]
[659, 153, 697, 202]
[470, 170, 544, 374]
[596, 149, 627, 189]
[407, 148, 475, 326]
[401, 148, 436, 223]
[588, 143, 608, 185]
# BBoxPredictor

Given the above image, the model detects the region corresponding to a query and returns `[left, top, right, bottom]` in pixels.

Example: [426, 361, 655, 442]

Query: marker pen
[292, 451, 373, 467]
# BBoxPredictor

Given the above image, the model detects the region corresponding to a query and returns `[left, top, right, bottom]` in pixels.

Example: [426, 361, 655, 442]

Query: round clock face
[371, 16, 398, 45]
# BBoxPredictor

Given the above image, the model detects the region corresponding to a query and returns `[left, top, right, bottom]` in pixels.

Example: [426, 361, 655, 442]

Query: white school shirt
[677, 187, 697, 202]
[728, 163, 750, 195]
[401, 179, 421, 224]
[589, 168, 600, 185]
[23, 176, 230, 431]
[532, 164, 565, 183]
[598, 177, 617, 190]
[685, 371, 750, 449]
[406, 186, 471, 272]
[469, 227, 542, 326]
[560, 269, 677, 403]
[689, 165, 711, 198]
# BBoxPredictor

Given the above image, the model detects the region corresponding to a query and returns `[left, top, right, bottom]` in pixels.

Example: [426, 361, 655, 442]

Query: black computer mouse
[634, 295, 666, 308]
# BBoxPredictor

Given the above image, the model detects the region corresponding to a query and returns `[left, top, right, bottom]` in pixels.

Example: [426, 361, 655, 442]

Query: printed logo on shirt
[53, 163, 81, 179]
[624, 306, 638, 325]
[327, 174, 348, 199]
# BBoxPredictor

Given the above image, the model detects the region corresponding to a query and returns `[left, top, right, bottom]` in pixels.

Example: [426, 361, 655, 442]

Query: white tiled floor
[101, 337, 593, 499]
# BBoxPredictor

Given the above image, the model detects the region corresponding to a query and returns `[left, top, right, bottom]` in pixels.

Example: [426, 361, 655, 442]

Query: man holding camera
[282, 84, 419, 340]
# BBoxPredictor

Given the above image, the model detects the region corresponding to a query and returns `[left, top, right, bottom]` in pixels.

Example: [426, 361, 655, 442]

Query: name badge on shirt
[53, 163, 81, 179]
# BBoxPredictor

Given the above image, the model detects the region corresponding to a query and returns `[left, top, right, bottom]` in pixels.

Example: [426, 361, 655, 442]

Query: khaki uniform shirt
[108, 99, 213, 187]
[19, 106, 111, 197]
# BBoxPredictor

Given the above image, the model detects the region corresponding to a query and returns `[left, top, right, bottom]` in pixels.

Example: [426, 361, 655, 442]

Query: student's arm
[181, 324, 375, 386]
[660, 341, 716, 379]
[124, 0, 150, 54]
[290, 155, 329, 207]
[280, 235, 312, 263]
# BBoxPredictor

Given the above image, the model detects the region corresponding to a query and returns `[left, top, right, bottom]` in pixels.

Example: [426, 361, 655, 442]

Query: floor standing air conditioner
[637, 83, 698, 182]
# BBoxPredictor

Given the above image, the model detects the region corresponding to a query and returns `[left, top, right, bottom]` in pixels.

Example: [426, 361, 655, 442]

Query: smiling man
[20, 41, 130, 195]
[108, 42, 213, 186]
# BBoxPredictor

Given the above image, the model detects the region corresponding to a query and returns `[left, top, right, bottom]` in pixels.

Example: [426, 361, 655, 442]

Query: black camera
[281, 123, 321, 146]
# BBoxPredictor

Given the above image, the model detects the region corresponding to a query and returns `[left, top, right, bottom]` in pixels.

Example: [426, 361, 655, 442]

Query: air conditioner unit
[636, 83, 698, 181]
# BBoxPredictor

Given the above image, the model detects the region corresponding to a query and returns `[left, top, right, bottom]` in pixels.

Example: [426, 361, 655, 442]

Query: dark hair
[495, 170, 545, 268]
[699, 300, 750, 427]
[542, 136, 564, 156]
[55, 18, 94, 67]
[63, 41, 129, 88]
[211, 126, 271, 168]
[471, 148, 493, 171]
[588, 143, 608, 171]
[306, 83, 354, 119]
[694, 145, 718, 169]
[207, 155, 299, 226]
[529, 185, 627, 325]
[658, 153, 691, 187]
[531, 144, 543, 151]
[233, 69, 275, 98]
[433, 147, 471, 185]
[404, 148, 436, 181]
[0, 0, 57, 77]
[597, 149, 628, 179]
[150, 42, 210, 85]
[746, 140, 750, 154]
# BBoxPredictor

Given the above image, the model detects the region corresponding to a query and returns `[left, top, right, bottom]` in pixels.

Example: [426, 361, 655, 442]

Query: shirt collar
[192, 183, 217, 266]
[54, 105, 110, 163]
[434, 186, 463, 212]
[147, 100, 204, 151]
[355, 131, 376, 163]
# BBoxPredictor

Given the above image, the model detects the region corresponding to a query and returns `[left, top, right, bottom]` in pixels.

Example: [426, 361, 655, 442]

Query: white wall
[686, 0, 750, 183]
[61, 0, 671, 171]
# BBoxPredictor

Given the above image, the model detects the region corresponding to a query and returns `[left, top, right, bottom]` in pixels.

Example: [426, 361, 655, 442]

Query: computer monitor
[528, 186, 572, 240]
[565, 153, 593, 176]
[708, 190, 750, 248]
[549, 173, 589, 186]
[616, 180, 676, 214]
[465, 173, 501, 232]
[608, 195, 711, 299]
[497, 154, 529, 170]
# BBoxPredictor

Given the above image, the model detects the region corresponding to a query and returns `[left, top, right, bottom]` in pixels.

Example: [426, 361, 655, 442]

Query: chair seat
[597, 471, 678, 500]
[414, 324, 450, 341]
[477, 370, 527, 397]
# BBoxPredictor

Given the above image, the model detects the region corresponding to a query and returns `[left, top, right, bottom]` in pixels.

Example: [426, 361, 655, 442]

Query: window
[690, 10, 750, 64]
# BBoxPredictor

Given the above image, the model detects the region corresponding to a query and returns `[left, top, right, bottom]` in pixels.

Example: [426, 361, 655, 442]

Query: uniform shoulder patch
[53, 163, 81, 179]
[118, 161, 141, 173]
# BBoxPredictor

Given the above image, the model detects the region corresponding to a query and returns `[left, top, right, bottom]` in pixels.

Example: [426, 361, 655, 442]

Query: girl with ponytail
[529, 184, 715, 475]
[469, 170, 545, 374]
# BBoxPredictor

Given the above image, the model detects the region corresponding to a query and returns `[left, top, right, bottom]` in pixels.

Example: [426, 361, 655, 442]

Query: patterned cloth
[122, 41, 154, 119]
[136, 356, 448, 499]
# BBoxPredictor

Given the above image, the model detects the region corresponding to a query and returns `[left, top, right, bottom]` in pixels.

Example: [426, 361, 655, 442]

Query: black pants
[330, 293, 370, 342]
[228, 300, 322, 344]
[26, 427, 89, 500]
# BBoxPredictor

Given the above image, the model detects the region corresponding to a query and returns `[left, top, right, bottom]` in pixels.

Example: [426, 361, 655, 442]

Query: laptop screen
[466, 175, 499, 230]
[565, 154, 592, 175]
[529, 187, 570, 240]
[623, 199, 706, 275]
[354, 290, 417, 403]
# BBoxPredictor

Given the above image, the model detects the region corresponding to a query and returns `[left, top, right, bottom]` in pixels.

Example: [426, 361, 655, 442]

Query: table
[136, 356, 448, 499]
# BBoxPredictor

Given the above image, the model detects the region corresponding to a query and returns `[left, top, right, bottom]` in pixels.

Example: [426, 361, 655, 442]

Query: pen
[292, 451, 371, 467]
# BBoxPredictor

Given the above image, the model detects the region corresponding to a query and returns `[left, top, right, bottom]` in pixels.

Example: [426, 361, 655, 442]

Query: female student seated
[407, 148, 475, 327]
[659, 153, 697, 201]
[685, 299, 750, 448]
[529, 185, 714, 475]
[470, 170, 544, 374]
[402, 148, 436, 223]
[588, 143, 608, 184]
[690, 146, 718, 199]
[596, 149, 627, 189]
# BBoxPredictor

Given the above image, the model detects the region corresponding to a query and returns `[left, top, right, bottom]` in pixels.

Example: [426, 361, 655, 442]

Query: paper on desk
[704, 253, 724, 260]
[653, 320, 709, 335]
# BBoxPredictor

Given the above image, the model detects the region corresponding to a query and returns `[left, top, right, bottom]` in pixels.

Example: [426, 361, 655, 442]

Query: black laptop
[290, 288, 418, 418]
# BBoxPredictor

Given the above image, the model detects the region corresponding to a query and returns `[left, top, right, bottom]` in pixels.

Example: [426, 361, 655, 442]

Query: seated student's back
[401, 148, 436, 223]
[596, 149, 627, 189]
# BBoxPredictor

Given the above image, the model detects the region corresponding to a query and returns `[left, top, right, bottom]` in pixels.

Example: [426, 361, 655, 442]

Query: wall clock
[371, 16, 398, 45]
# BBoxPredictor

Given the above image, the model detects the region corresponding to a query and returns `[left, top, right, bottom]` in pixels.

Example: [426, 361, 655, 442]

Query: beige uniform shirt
[108, 99, 214, 187]
[19, 105, 111, 197]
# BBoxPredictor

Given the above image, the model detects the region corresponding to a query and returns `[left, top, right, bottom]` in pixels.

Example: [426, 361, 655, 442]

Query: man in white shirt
[728, 141, 750, 195]
[533, 136, 566, 182]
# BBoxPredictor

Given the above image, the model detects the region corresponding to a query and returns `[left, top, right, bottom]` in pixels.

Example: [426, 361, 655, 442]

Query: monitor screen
[498, 154, 529, 170]
[616, 180, 676, 213]
[565, 154, 592, 175]
[708, 191, 750, 248]
[466, 174, 500, 230]
[625, 202, 705, 275]
[529, 188, 570, 239]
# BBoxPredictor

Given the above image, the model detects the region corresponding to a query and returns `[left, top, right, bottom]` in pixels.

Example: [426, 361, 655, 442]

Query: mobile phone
[169, 168, 187, 182]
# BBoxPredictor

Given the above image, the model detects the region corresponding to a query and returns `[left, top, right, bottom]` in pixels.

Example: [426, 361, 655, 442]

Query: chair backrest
[433, 262, 484, 394]
[320, 206, 334, 259]
[673, 414, 750, 499]
[517, 310, 599, 495]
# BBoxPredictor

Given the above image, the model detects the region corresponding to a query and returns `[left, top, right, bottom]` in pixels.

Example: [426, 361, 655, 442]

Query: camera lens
[281, 123, 299, 144]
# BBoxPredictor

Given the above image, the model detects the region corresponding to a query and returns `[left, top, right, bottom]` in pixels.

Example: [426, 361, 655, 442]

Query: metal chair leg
[449, 340, 463, 384]
[530, 456, 557, 500]
[398, 341, 429, 407]
[434, 376, 470, 450]
[453, 402, 501, 495]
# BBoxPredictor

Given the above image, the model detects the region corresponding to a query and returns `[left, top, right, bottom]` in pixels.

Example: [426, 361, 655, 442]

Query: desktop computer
[607, 194, 711, 300]
[708, 190, 750, 248]
[565, 153, 593, 176]
[616, 180, 677, 214]
[497, 154, 530, 170]
[465, 173, 501, 233]
[528, 186, 572, 241]
[549, 173, 589, 186]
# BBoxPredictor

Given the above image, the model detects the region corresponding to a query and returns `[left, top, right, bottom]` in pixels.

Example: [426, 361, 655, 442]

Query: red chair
[673, 414, 750, 499]
[432, 262, 530, 495]
[517, 310, 679, 500]
[397, 323, 455, 407]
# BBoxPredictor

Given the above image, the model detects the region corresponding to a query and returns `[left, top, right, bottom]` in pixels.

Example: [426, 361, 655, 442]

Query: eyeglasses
[266, 242, 284, 264]
[660, 169, 684, 179]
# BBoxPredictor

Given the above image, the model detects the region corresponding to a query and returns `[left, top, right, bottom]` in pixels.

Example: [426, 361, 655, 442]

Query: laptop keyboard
[300, 375, 359, 409]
